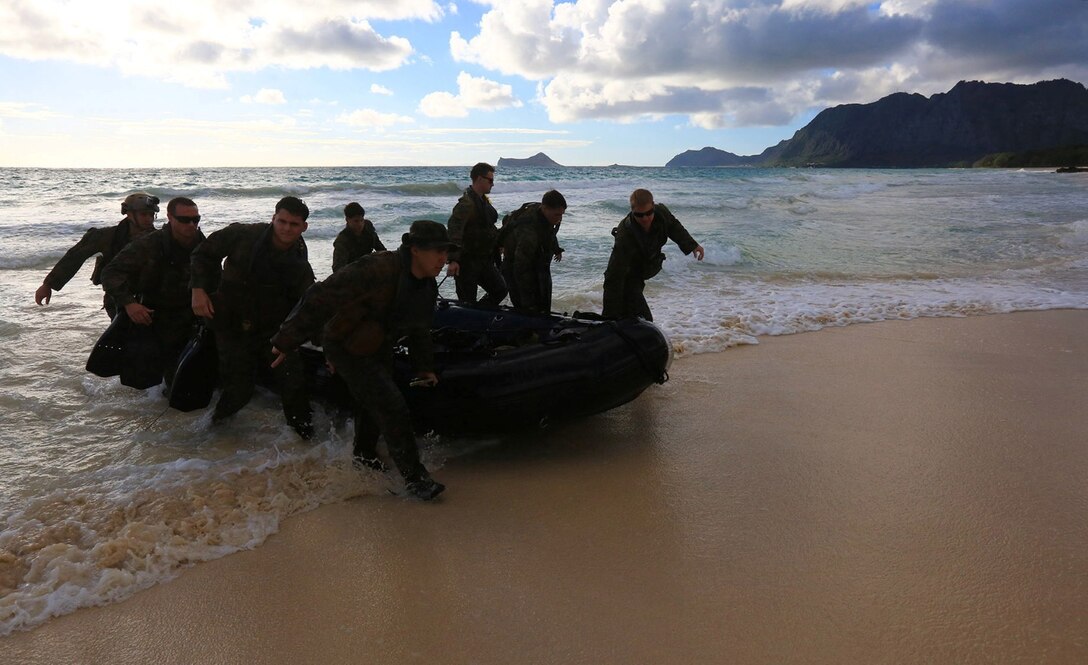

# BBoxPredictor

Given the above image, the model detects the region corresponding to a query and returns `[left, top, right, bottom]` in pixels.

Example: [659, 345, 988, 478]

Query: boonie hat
[402, 220, 459, 250]
[122, 192, 160, 214]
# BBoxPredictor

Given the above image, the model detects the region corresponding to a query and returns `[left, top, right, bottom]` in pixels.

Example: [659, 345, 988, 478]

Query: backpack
[497, 202, 538, 248]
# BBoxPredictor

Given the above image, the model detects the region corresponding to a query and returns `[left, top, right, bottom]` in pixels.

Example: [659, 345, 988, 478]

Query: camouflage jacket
[44, 218, 150, 290]
[271, 247, 436, 371]
[190, 222, 315, 334]
[100, 225, 206, 311]
[602, 203, 698, 317]
[498, 203, 563, 313]
[331, 221, 386, 272]
[447, 187, 499, 265]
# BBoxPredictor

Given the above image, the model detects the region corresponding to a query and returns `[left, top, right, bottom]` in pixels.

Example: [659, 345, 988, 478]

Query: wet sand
[6, 310, 1088, 664]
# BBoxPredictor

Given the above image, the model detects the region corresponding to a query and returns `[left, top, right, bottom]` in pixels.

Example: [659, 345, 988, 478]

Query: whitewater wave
[648, 273, 1088, 356]
[0, 442, 385, 636]
[139, 181, 467, 200]
[1058, 219, 1088, 248]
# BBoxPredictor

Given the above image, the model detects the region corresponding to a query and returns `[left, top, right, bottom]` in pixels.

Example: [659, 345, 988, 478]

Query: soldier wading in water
[100, 196, 206, 391]
[190, 196, 316, 439]
[35, 192, 160, 318]
[270, 220, 456, 501]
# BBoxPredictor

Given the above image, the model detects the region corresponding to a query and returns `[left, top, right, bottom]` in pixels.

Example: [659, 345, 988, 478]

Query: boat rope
[142, 402, 172, 431]
[436, 274, 452, 300]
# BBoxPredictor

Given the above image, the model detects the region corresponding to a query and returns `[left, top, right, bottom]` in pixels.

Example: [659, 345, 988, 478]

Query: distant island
[497, 152, 563, 167]
[666, 147, 754, 167]
[667, 79, 1088, 168]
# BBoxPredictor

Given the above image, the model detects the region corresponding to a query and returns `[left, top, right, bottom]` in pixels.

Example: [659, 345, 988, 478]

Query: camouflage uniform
[271, 246, 436, 483]
[602, 203, 698, 321]
[43, 218, 151, 318]
[331, 220, 386, 272]
[100, 225, 206, 388]
[190, 222, 315, 433]
[498, 202, 563, 314]
[447, 187, 507, 305]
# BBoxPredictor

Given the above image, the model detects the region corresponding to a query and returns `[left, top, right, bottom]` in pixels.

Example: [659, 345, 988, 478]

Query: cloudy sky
[1, 0, 1084, 167]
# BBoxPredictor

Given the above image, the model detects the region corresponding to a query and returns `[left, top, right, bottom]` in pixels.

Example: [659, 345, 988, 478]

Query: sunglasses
[174, 215, 201, 225]
[482, 176, 494, 184]
[631, 209, 654, 219]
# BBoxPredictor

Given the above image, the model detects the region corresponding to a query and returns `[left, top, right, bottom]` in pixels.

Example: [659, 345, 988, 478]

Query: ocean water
[1, 166, 1086, 635]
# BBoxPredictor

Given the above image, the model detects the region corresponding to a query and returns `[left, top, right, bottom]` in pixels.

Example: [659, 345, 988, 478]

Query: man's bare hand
[125, 302, 154, 325]
[34, 283, 53, 306]
[192, 288, 214, 318]
[270, 347, 288, 368]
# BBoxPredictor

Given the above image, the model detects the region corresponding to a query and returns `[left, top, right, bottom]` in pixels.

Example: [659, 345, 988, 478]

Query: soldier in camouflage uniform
[446, 162, 507, 306]
[271, 220, 455, 501]
[332, 201, 386, 272]
[100, 197, 206, 390]
[602, 188, 705, 321]
[498, 190, 567, 314]
[190, 196, 316, 439]
[35, 192, 159, 318]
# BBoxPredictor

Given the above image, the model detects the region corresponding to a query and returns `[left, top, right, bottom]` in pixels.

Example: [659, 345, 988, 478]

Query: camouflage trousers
[152, 309, 197, 389]
[612, 276, 653, 321]
[454, 259, 508, 306]
[212, 327, 312, 434]
[323, 341, 428, 483]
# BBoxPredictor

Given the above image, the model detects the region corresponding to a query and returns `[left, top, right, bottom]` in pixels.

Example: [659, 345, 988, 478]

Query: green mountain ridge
[667, 79, 1088, 168]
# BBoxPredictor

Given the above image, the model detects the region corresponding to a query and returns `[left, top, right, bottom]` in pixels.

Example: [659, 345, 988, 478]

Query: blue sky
[0, 0, 1084, 167]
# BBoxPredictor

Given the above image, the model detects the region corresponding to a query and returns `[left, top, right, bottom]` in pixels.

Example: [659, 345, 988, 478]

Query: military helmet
[122, 192, 160, 214]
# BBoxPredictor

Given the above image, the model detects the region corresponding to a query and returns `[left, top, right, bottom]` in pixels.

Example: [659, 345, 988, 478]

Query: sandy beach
[5, 310, 1087, 664]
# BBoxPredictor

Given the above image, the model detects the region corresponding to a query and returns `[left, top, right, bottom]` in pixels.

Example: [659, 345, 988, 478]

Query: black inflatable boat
[392, 300, 671, 435]
[166, 299, 672, 435]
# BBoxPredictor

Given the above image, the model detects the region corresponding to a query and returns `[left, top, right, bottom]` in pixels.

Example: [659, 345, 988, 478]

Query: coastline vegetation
[973, 144, 1088, 168]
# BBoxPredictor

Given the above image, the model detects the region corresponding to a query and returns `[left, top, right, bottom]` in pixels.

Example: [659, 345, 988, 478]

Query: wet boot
[404, 475, 445, 501]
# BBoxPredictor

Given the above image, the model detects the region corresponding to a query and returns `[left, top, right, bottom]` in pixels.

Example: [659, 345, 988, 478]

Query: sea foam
[0, 442, 382, 636]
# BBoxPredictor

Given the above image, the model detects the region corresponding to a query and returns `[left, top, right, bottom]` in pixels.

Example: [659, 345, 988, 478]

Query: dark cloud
[273, 19, 409, 62]
[543, 82, 791, 126]
[597, 3, 923, 82]
[925, 0, 1088, 71]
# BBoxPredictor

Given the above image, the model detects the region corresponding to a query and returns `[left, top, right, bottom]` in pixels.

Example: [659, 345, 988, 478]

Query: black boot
[404, 476, 445, 501]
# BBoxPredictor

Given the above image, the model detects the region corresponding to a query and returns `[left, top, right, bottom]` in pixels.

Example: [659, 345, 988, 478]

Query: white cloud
[0, 101, 63, 119]
[0, 0, 443, 88]
[419, 92, 467, 118]
[419, 71, 522, 118]
[449, 0, 1088, 128]
[371, 84, 394, 96]
[241, 89, 287, 105]
[337, 108, 415, 128]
